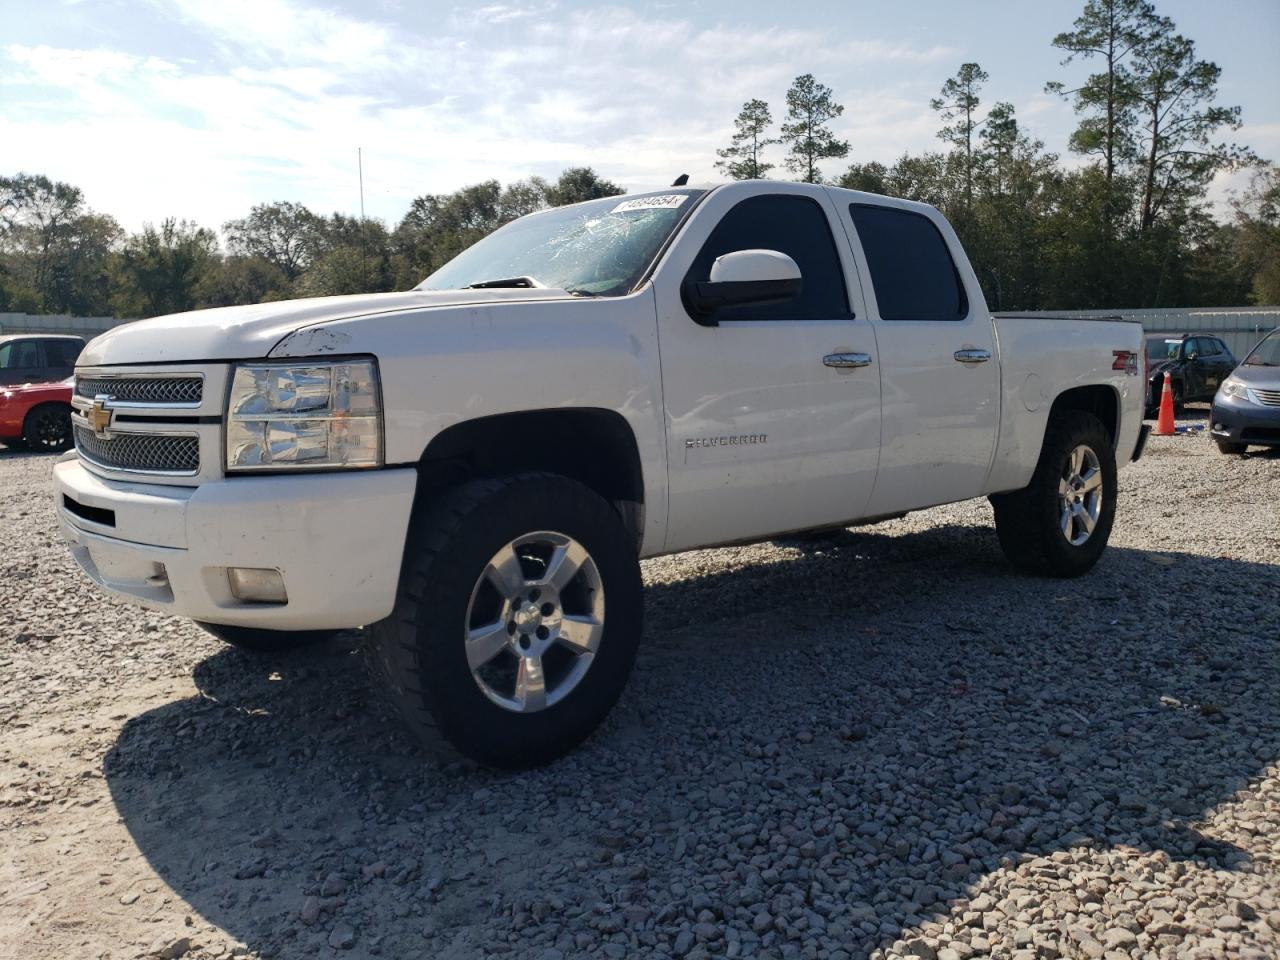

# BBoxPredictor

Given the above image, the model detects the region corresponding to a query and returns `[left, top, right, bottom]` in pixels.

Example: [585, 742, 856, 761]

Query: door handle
[954, 348, 992, 364]
[823, 352, 873, 369]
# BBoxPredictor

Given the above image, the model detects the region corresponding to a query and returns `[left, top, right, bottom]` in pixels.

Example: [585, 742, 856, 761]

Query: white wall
[0, 314, 132, 337]
[994, 307, 1280, 360]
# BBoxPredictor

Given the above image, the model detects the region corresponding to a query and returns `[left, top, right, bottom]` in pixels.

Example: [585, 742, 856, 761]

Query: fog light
[227, 567, 287, 604]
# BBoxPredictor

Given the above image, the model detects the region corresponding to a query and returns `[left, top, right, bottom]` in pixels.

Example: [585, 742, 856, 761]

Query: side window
[685, 194, 850, 322]
[46, 340, 83, 367]
[848, 204, 967, 321]
[2, 340, 41, 368]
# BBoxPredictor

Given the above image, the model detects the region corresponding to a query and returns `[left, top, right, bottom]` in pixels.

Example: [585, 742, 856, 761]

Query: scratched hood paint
[78, 288, 578, 366]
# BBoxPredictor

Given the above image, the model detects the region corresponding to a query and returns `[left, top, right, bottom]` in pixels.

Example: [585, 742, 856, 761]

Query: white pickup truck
[54, 181, 1147, 766]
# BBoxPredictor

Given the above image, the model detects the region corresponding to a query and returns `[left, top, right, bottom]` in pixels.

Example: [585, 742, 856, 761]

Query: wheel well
[1048, 386, 1119, 447]
[414, 408, 645, 543]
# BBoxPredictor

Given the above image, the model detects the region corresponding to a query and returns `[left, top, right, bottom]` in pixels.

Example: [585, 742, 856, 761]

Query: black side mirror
[683, 249, 803, 325]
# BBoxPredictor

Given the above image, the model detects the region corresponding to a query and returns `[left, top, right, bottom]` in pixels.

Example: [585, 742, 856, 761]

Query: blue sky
[2, 0, 1276, 234]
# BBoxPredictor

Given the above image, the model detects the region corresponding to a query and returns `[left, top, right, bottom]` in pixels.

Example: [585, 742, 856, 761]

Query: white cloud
[157, 0, 398, 68]
[453, 2, 560, 27]
[0, 3, 969, 234]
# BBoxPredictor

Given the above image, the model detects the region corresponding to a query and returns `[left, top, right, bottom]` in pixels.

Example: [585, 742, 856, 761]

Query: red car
[0, 378, 75, 451]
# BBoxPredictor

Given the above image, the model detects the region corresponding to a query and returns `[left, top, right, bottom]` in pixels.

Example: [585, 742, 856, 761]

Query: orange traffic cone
[1154, 371, 1176, 436]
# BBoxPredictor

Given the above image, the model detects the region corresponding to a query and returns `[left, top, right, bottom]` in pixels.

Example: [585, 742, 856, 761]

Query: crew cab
[53, 181, 1146, 766]
[0, 333, 85, 387]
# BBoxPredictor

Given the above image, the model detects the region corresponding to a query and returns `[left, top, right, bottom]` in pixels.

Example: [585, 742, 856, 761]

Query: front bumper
[54, 457, 417, 629]
[1209, 396, 1280, 447]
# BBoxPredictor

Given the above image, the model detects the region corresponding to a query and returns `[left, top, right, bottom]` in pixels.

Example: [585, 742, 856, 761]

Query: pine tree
[1046, 0, 1152, 240]
[931, 63, 989, 210]
[714, 99, 779, 180]
[1127, 29, 1254, 231]
[780, 75, 849, 183]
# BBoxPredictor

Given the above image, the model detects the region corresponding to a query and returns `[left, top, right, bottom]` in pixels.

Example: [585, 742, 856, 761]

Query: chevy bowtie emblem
[88, 396, 114, 436]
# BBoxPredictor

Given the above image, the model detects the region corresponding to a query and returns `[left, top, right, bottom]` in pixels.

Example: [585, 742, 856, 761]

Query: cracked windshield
[419, 189, 704, 297]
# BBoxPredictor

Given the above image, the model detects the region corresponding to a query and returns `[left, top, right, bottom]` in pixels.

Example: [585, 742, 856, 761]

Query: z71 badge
[1112, 350, 1138, 375]
[686, 434, 767, 449]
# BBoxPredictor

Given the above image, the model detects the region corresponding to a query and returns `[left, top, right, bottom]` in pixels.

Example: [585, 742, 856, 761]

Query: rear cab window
[45, 339, 84, 368]
[847, 204, 967, 321]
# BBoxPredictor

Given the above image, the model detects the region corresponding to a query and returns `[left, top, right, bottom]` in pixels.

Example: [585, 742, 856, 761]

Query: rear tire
[363, 473, 642, 768]
[990, 411, 1118, 578]
[23, 403, 72, 452]
[1216, 440, 1247, 456]
[196, 622, 344, 652]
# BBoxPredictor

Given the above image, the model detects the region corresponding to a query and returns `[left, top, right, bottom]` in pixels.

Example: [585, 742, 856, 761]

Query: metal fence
[5, 306, 1279, 359]
[996, 307, 1280, 360]
[0, 313, 131, 337]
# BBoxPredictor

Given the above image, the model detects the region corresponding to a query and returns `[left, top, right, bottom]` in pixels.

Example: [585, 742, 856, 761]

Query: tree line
[0, 168, 624, 319]
[1, 0, 1276, 319]
[714, 0, 1277, 309]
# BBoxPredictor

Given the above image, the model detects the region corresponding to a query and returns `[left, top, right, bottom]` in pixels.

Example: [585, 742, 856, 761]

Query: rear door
[41, 338, 83, 381]
[1202, 337, 1235, 395]
[653, 184, 881, 551]
[837, 200, 1000, 515]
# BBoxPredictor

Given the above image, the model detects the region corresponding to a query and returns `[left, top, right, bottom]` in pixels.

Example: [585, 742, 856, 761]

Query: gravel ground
[2, 412, 1278, 960]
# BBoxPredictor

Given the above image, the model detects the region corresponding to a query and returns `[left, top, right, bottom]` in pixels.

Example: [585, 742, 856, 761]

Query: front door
[1187, 337, 1239, 399]
[0, 339, 43, 386]
[653, 186, 881, 552]
[838, 201, 1000, 515]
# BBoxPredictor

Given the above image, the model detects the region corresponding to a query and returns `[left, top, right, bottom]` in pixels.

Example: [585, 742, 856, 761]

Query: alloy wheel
[464, 531, 605, 713]
[31, 408, 70, 451]
[1058, 444, 1103, 546]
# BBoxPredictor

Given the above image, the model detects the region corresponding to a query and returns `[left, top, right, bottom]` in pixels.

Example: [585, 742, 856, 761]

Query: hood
[78, 288, 578, 366]
[1, 376, 73, 396]
[1230, 362, 1280, 388]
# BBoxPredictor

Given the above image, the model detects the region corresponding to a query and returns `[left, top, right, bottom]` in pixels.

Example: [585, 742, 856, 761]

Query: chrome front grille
[1249, 387, 1280, 407]
[75, 376, 203, 405]
[74, 426, 200, 475]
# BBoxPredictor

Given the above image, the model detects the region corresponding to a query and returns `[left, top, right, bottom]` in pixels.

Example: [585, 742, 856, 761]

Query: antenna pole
[358, 147, 368, 290]
[358, 147, 365, 221]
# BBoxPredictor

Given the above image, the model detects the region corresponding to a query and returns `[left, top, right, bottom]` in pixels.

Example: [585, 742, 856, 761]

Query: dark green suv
[1144, 333, 1237, 416]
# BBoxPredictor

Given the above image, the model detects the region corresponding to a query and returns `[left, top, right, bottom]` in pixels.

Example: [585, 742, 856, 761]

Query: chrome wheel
[465, 531, 605, 713]
[1059, 444, 1103, 546]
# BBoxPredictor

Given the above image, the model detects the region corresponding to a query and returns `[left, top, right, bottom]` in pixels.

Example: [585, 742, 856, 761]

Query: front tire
[196, 622, 344, 652]
[23, 403, 72, 452]
[990, 411, 1118, 578]
[363, 473, 642, 768]
[1216, 440, 1247, 456]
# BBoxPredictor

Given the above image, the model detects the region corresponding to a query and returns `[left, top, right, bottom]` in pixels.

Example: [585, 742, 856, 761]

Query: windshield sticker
[611, 195, 689, 214]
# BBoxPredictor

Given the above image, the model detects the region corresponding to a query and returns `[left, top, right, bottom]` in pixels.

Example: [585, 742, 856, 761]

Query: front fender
[269, 290, 670, 554]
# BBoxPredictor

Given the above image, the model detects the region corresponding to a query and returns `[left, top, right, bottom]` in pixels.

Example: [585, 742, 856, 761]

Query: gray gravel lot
[2, 414, 1278, 960]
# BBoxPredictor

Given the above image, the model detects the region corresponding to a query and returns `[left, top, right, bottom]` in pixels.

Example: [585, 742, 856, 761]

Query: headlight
[225, 359, 382, 471]
[1219, 378, 1252, 402]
